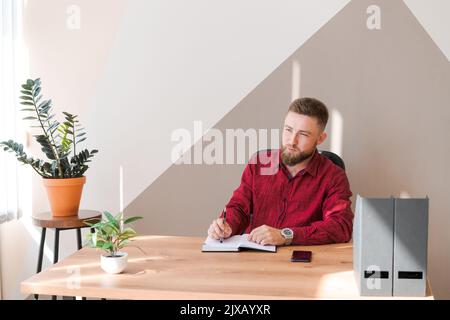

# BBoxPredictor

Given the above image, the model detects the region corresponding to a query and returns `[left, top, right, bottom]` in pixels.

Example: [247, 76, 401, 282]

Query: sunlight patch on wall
[330, 108, 344, 157]
[291, 60, 301, 101]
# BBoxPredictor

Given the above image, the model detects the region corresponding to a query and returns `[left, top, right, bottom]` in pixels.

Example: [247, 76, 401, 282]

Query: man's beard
[281, 145, 315, 166]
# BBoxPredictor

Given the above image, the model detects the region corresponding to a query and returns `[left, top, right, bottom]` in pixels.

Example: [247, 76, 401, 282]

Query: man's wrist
[280, 228, 294, 245]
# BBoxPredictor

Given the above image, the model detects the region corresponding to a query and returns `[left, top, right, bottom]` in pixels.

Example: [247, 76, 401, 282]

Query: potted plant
[84, 211, 142, 274]
[0, 78, 98, 217]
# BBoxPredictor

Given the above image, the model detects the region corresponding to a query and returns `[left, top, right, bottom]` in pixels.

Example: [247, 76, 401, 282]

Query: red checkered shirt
[221, 149, 353, 245]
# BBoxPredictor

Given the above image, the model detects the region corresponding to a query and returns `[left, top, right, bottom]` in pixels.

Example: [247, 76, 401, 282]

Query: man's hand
[207, 218, 232, 240]
[247, 225, 285, 246]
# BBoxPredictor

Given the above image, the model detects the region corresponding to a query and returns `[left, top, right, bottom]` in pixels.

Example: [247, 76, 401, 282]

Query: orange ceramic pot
[43, 176, 86, 217]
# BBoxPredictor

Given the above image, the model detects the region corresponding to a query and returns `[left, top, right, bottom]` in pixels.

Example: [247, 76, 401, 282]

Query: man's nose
[289, 133, 299, 146]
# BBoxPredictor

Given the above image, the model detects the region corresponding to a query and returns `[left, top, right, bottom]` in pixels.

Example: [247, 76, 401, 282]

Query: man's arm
[290, 170, 354, 245]
[222, 163, 254, 236]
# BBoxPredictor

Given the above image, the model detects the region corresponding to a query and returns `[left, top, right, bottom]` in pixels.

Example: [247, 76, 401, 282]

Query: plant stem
[31, 94, 63, 178]
[30, 164, 45, 178]
[44, 115, 63, 177]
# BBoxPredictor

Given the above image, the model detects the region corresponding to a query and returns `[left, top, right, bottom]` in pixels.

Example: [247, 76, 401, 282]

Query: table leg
[80, 229, 96, 300]
[34, 228, 46, 300]
[53, 229, 60, 263]
[52, 229, 60, 300]
[76, 228, 82, 250]
[76, 228, 87, 300]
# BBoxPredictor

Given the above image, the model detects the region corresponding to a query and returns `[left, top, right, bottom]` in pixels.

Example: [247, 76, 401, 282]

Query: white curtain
[1, 0, 26, 300]
[0, 0, 26, 225]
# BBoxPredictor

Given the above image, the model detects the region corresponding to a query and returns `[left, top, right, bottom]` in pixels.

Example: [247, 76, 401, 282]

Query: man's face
[281, 111, 327, 166]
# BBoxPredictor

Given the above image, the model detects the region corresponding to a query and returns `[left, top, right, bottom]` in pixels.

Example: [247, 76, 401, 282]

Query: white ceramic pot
[100, 252, 128, 274]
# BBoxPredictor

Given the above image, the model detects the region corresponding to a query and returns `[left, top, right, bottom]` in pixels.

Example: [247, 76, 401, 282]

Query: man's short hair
[288, 97, 329, 131]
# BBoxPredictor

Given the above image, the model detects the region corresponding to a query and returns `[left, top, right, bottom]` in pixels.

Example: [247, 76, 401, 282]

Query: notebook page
[239, 234, 276, 252]
[203, 235, 242, 249]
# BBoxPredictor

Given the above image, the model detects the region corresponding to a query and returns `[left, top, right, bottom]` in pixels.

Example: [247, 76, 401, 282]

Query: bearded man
[207, 97, 353, 246]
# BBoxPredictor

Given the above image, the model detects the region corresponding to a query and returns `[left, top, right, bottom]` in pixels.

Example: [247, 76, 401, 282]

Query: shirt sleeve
[290, 170, 354, 245]
[220, 163, 254, 236]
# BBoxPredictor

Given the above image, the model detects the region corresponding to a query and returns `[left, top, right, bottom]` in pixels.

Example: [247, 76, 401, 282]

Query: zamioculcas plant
[0, 78, 98, 216]
[0, 78, 98, 178]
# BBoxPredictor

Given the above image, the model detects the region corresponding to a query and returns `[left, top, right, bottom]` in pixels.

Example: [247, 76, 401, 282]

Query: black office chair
[318, 150, 345, 171]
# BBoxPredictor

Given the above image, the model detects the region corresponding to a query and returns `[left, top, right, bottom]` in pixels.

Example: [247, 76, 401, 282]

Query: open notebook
[202, 234, 276, 252]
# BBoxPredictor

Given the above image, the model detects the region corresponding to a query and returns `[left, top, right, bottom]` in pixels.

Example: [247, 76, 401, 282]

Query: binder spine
[393, 198, 428, 297]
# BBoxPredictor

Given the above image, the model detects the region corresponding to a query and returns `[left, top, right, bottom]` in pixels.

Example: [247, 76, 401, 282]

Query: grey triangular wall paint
[126, 0, 450, 298]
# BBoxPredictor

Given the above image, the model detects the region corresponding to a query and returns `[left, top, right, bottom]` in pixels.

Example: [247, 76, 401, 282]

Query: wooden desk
[21, 235, 433, 300]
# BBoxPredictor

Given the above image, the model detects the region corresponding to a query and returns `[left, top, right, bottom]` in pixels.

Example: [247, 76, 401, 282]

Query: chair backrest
[318, 150, 346, 171]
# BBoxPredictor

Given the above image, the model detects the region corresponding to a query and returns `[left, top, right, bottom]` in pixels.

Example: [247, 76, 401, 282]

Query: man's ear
[317, 131, 327, 145]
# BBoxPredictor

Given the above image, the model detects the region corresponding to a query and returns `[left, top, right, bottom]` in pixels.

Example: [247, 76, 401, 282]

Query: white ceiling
[404, 0, 450, 61]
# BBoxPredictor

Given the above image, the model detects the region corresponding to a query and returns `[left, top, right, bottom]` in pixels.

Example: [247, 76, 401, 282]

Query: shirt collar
[303, 149, 321, 177]
[279, 148, 321, 178]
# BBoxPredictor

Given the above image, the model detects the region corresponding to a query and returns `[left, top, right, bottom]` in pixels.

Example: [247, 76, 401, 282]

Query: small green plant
[0, 78, 98, 178]
[84, 211, 143, 257]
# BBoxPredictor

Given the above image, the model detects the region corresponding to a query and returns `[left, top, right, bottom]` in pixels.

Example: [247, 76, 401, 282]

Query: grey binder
[393, 197, 428, 297]
[353, 195, 394, 296]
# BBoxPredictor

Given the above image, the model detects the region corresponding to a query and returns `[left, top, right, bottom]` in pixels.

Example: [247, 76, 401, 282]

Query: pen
[220, 208, 227, 243]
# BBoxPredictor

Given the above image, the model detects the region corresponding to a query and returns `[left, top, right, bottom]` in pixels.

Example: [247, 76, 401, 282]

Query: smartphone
[291, 250, 312, 262]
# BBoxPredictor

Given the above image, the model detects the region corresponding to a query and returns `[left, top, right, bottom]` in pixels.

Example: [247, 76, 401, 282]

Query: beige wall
[1, 0, 351, 300]
[1, 0, 449, 299]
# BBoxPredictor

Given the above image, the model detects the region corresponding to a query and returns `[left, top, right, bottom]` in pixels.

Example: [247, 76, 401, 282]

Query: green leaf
[19, 95, 33, 101]
[38, 99, 50, 109]
[123, 216, 143, 225]
[117, 240, 131, 249]
[33, 86, 41, 97]
[101, 242, 112, 250]
[103, 211, 119, 229]
[20, 101, 34, 106]
[84, 220, 98, 227]
[119, 230, 137, 239]
[23, 116, 37, 120]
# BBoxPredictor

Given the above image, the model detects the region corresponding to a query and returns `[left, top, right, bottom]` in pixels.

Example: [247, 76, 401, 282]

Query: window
[0, 0, 26, 224]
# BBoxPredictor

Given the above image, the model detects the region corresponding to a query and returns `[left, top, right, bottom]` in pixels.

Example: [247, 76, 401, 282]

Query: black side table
[32, 209, 101, 300]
